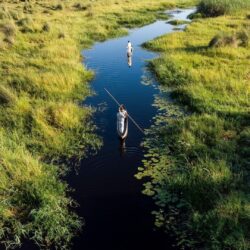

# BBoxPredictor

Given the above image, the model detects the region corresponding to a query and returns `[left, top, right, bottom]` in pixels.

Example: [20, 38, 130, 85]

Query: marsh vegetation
[1, 0, 248, 249]
[137, 0, 250, 249]
[0, 0, 195, 248]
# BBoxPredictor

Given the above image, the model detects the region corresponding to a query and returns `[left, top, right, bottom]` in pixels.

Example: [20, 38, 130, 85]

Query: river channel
[65, 8, 195, 250]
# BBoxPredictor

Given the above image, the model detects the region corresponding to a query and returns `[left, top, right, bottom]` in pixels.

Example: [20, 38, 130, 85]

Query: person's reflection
[126, 40, 133, 67]
[119, 138, 126, 157]
[127, 55, 132, 67]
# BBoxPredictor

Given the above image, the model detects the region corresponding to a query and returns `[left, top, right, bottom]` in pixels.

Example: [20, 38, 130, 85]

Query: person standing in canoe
[127, 41, 133, 57]
[117, 104, 128, 139]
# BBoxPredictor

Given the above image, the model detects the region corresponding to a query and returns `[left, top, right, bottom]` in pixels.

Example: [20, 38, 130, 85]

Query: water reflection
[119, 138, 126, 156]
[126, 41, 133, 67]
[66, 8, 195, 250]
[127, 55, 132, 67]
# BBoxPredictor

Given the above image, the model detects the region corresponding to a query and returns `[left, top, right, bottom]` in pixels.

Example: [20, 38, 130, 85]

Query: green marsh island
[0, 0, 249, 249]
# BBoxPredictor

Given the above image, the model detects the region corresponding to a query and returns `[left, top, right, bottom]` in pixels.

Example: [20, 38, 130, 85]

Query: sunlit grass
[138, 3, 250, 249]
[198, 0, 250, 17]
[0, 0, 198, 248]
[0, 129, 82, 249]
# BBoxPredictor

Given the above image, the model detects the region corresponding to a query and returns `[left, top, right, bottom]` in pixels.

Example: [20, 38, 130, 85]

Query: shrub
[43, 9, 53, 15]
[237, 30, 249, 47]
[16, 17, 32, 27]
[198, 0, 250, 17]
[0, 85, 16, 105]
[58, 32, 65, 39]
[54, 3, 64, 10]
[1, 22, 16, 37]
[20, 25, 34, 33]
[188, 12, 203, 19]
[17, 17, 35, 33]
[23, 3, 33, 14]
[3, 36, 15, 45]
[73, 3, 90, 11]
[209, 33, 238, 48]
[209, 31, 249, 48]
[198, 0, 228, 17]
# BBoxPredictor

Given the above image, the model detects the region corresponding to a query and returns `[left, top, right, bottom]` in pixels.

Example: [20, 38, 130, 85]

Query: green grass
[137, 3, 250, 250]
[198, 0, 250, 17]
[0, 129, 82, 249]
[0, 0, 196, 248]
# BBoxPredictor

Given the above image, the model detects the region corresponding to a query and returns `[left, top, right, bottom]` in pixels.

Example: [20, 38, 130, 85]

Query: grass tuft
[58, 31, 65, 39]
[3, 35, 15, 45]
[209, 33, 238, 47]
[209, 30, 249, 48]
[42, 22, 50, 32]
[1, 22, 16, 37]
[0, 85, 16, 105]
[73, 2, 91, 11]
[198, 0, 250, 17]
[23, 2, 33, 14]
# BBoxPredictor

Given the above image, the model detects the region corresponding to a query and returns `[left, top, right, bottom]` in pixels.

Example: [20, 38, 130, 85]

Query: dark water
[18, 8, 194, 250]
[67, 9, 194, 250]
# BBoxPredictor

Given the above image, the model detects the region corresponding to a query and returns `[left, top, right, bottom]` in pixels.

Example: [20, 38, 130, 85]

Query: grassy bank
[137, 1, 250, 249]
[0, 0, 196, 248]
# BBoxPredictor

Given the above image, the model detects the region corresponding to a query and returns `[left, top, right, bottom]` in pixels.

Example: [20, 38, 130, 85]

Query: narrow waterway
[67, 8, 194, 250]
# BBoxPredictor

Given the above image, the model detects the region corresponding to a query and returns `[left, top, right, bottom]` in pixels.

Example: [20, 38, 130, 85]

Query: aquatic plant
[138, 4, 250, 249]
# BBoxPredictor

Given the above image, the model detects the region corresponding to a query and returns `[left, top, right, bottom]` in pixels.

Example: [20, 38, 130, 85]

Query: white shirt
[127, 42, 133, 54]
[117, 110, 127, 133]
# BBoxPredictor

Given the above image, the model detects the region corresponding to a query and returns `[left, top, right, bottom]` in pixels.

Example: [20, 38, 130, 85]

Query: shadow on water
[18, 8, 195, 250]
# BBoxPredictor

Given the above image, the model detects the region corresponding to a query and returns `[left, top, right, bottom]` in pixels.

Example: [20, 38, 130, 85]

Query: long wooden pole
[104, 88, 145, 135]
